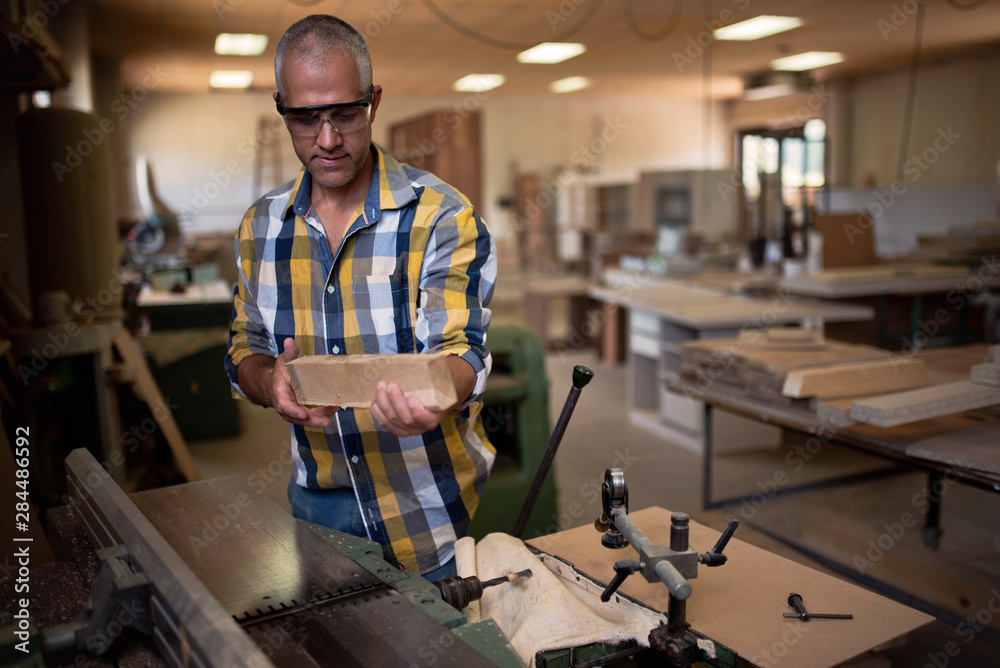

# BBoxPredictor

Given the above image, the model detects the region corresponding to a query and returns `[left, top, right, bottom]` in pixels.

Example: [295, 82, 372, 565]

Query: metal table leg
[702, 402, 715, 510]
[923, 470, 944, 550]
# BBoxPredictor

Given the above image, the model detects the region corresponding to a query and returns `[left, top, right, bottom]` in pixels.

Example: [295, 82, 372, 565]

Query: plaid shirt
[225, 143, 497, 575]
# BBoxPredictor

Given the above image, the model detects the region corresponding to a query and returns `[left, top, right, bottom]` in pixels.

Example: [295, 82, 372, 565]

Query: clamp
[594, 468, 739, 667]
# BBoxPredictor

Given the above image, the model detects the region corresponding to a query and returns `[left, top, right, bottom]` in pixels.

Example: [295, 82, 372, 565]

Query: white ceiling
[89, 0, 1000, 98]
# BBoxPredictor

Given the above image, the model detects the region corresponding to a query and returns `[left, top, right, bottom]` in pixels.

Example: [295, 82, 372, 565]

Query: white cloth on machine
[455, 533, 666, 665]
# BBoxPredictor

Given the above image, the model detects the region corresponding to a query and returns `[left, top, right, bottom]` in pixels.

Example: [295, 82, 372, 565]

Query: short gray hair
[274, 15, 373, 99]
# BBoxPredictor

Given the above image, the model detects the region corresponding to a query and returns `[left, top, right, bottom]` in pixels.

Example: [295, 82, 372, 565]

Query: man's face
[277, 49, 381, 192]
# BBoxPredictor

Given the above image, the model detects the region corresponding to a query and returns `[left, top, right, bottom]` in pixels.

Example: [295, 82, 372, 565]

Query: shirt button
[351, 455, 359, 464]
[326, 285, 335, 294]
[332, 345, 340, 354]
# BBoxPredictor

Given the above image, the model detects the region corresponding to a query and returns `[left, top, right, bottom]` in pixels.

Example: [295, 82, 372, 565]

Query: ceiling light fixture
[453, 74, 505, 92]
[714, 16, 802, 41]
[214, 33, 268, 56]
[210, 70, 254, 88]
[771, 51, 844, 71]
[550, 76, 591, 93]
[517, 42, 586, 64]
[742, 71, 812, 100]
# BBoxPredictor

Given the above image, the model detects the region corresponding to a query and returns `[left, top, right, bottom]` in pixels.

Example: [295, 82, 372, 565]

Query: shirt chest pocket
[350, 273, 414, 354]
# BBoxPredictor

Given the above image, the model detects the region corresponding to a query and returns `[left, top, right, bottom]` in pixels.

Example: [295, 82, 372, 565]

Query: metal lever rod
[512, 365, 594, 538]
[711, 520, 739, 555]
[700, 519, 739, 567]
[600, 559, 642, 602]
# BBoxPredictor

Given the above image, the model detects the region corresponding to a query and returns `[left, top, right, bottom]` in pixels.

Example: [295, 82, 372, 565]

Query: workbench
[684, 347, 1000, 644]
[527, 507, 932, 668]
[780, 268, 1000, 347]
[589, 281, 874, 453]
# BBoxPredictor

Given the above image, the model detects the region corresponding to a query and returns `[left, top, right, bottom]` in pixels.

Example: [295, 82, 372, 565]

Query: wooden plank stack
[681, 333, 1000, 429]
[907, 221, 1000, 265]
[679, 332, 889, 416]
[847, 381, 1000, 428]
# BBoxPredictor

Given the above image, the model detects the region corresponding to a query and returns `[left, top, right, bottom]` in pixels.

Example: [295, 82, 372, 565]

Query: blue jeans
[287, 480, 456, 582]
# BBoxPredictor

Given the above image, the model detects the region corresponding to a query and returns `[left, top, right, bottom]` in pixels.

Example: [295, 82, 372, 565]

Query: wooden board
[738, 327, 827, 351]
[113, 331, 200, 481]
[973, 363, 1000, 387]
[849, 381, 1000, 428]
[904, 421, 1000, 475]
[527, 507, 931, 668]
[783, 359, 930, 399]
[286, 352, 458, 410]
[815, 213, 876, 269]
[683, 338, 885, 375]
[807, 264, 967, 283]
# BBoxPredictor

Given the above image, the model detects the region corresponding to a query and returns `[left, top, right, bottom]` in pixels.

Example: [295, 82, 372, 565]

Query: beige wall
[836, 49, 1000, 189]
[124, 91, 729, 242]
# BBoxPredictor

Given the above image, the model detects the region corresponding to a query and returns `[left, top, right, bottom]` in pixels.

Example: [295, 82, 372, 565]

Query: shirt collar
[283, 142, 419, 224]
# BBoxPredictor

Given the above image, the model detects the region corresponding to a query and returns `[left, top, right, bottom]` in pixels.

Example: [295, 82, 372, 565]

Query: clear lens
[283, 105, 370, 137]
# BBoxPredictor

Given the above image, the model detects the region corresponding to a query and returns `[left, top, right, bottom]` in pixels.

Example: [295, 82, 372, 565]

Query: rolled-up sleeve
[225, 218, 276, 398]
[415, 205, 497, 409]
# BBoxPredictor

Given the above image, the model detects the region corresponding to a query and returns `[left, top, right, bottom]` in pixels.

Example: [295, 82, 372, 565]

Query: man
[225, 14, 496, 582]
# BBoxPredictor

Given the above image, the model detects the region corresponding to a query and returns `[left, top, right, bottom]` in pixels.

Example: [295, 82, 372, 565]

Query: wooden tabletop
[528, 507, 932, 668]
[589, 284, 874, 329]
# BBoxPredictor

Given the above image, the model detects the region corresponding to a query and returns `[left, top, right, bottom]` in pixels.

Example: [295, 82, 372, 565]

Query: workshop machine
[6, 365, 760, 667]
[11, 448, 523, 667]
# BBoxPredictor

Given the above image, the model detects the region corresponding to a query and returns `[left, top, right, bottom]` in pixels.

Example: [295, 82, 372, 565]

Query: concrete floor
[190, 331, 1000, 667]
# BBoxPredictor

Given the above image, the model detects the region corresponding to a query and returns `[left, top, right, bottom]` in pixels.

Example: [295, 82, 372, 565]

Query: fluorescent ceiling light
[210, 70, 254, 88]
[517, 42, 586, 64]
[772, 51, 844, 71]
[215, 33, 268, 56]
[714, 16, 802, 41]
[453, 74, 505, 92]
[550, 76, 591, 93]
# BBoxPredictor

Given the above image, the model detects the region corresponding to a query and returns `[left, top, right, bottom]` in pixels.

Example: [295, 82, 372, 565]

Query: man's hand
[270, 338, 338, 428]
[237, 338, 338, 428]
[370, 382, 449, 437]
[369, 355, 476, 437]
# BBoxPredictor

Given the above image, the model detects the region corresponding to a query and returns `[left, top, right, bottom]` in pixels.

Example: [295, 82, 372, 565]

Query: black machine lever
[599, 559, 643, 602]
[512, 364, 594, 538]
[699, 520, 739, 567]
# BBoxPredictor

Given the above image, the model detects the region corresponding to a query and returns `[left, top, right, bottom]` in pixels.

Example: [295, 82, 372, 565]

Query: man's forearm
[446, 355, 478, 411]
[236, 354, 277, 408]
